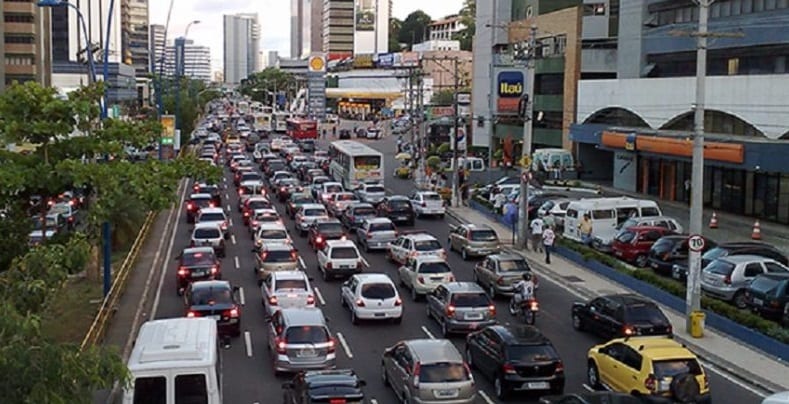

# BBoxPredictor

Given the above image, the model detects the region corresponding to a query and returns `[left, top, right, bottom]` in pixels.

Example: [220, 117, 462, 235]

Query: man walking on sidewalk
[542, 225, 556, 264]
[530, 216, 544, 253]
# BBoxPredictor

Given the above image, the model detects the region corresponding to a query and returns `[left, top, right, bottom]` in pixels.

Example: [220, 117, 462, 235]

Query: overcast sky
[149, 0, 464, 72]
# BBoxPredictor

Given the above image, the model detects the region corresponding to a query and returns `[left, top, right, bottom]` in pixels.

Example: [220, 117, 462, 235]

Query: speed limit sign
[688, 234, 705, 252]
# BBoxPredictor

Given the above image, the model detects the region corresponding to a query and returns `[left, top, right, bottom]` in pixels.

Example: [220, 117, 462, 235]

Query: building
[121, 0, 149, 75]
[323, 0, 354, 59]
[223, 13, 260, 84]
[164, 39, 211, 82]
[412, 40, 461, 52]
[290, 0, 303, 58]
[212, 70, 224, 83]
[418, 50, 472, 92]
[2, 1, 52, 90]
[260, 50, 279, 68]
[571, 1, 789, 223]
[353, 0, 389, 55]
[292, 0, 324, 58]
[149, 24, 165, 73]
[428, 14, 465, 41]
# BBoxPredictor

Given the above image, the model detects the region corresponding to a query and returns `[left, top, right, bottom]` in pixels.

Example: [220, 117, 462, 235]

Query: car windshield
[626, 304, 665, 323]
[353, 207, 376, 216]
[305, 209, 327, 217]
[616, 231, 636, 243]
[419, 262, 451, 274]
[365, 186, 385, 193]
[285, 326, 329, 344]
[263, 250, 296, 263]
[275, 279, 307, 291]
[325, 185, 343, 193]
[199, 213, 225, 222]
[498, 259, 530, 272]
[331, 247, 359, 259]
[361, 283, 396, 299]
[200, 185, 218, 194]
[422, 193, 441, 201]
[652, 359, 703, 379]
[506, 344, 559, 363]
[293, 196, 313, 204]
[182, 252, 215, 266]
[259, 229, 287, 239]
[317, 223, 344, 233]
[190, 287, 233, 305]
[389, 200, 411, 209]
[419, 363, 470, 383]
[705, 260, 736, 276]
[652, 238, 677, 254]
[280, 179, 299, 186]
[370, 222, 395, 232]
[451, 293, 490, 307]
[414, 240, 442, 251]
[194, 228, 220, 239]
[470, 230, 498, 242]
[248, 200, 271, 210]
[749, 276, 786, 294]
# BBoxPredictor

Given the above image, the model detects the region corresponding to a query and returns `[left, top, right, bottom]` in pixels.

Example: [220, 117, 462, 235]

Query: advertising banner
[400, 52, 419, 67]
[160, 115, 175, 145]
[353, 54, 374, 68]
[377, 53, 394, 68]
[355, 0, 376, 31]
[307, 53, 327, 120]
[493, 67, 527, 115]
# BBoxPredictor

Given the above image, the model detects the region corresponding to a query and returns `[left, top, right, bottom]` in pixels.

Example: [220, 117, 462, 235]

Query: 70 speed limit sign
[688, 234, 706, 252]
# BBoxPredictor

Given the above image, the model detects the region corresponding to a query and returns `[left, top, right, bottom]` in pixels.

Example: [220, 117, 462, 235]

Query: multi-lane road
[147, 132, 766, 404]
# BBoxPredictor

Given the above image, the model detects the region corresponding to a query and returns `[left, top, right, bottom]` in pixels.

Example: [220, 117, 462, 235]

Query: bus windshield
[354, 156, 381, 170]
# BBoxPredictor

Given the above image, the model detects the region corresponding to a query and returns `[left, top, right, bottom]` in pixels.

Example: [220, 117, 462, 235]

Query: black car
[377, 196, 415, 226]
[185, 194, 214, 223]
[299, 139, 316, 153]
[539, 392, 647, 404]
[465, 325, 564, 399]
[527, 193, 567, 217]
[308, 218, 347, 250]
[338, 129, 351, 139]
[746, 273, 789, 320]
[263, 159, 288, 176]
[671, 241, 788, 281]
[183, 280, 241, 337]
[282, 369, 365, 404]
[571, 294, 672, 339]
[175, 247, 221, 295]
[193, 183, 222, 206]
[647, 235, 717, 276]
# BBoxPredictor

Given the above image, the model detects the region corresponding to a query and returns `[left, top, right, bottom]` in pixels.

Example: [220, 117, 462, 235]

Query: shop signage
[494, 68, 526, 115]
[353, 54, 374, 68]
[625, 133, 637, 151]
[377, 53, 394, 67]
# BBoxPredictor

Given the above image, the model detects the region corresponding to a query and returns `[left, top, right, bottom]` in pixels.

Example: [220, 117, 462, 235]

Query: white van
[563, 197, 662, 242]
[445, 157, 485, 172]
[123, 318, 222, 404]
[532, 148, 575, 172]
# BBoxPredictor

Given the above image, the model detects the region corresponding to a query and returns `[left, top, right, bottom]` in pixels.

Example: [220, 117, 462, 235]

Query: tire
[587, 361, 601, 389]
[381, 362, 390, 386]
[425, 303, 432, 320]
[572, 313, 585, 331]
[351, 310, 359, 325]
[465, 347, 475, 369]
[635, 255, 648, 268]
[340, 294, 347, 308]
[488, 285, 497, 300]
[364, 240, 370, 253]
[439, 214, 445, 219]
[393, 315, 402, 324]
[733, 290, 748, 309]
[441, 319, 449, 337]
[495, 375, 510, 400]
[670, 373, 701, 403]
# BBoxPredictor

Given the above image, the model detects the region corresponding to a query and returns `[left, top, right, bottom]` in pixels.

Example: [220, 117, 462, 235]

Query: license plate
[191, 270, 206, 277]
[340, 265, 352, 269]
[525, 382, 550, 390]
[298, 348, 316, 357]
[753, 298, 764, 306]
[374, 313, 385, 317]
[397, 216, 407, 220]
[435, 389, 458, 398]
[465, 313, 483, 320]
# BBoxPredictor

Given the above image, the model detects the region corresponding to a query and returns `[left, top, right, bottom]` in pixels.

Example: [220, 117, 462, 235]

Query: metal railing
[80, 211, 156, 350]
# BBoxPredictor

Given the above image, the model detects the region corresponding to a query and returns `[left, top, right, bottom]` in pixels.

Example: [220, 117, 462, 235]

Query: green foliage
[389, 18, 404, 52]
[454, 0, 476, 51]
[239, 68, 297, 105]
[398, 10, 433, 49]
[437, 143, 451, 154]
[426, 155, 442, 170]
[431, 90, 456, 106]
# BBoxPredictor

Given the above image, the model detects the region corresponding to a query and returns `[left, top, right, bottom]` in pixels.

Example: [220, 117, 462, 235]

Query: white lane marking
[313, 287, 326, 305]
[226, 204, 231, 211]
[225, 193, 229, 199]
[478, 390, 495, 404]
[239, 287, 246, 306]
[229, 218, 234, 227]
[336, 332, 353, 358]
[582, 384, 594, 392]
[234, 256, 240, 269]
[299, 257, 306, 270]
[421, 326, 436, 339]
[151, 180, 189, 319]
[370, 400, 378, 404]
[231, 234, 237, 245]
[223, 177, 227, 183]
[244, 331, 253, 358]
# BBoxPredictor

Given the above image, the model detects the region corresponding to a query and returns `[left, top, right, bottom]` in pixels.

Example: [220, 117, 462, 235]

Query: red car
[611, 226, 676, 267]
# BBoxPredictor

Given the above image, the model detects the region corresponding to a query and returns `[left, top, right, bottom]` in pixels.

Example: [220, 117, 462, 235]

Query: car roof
[271, 271, 309, 281]
[349, 203, 374, 209]
[490, 325, 551, 346]
[194, 222, 221, 230]
[387, 195, 410, 201]
[280, 307, 326, 326]
[624, 225, 672, 232]
[717, 241, 776, 249]
[443, 282, 485, 293]
[183, 246, 215, 255]
[417, 191, 439, 196]
[488, 253, 525, 261]
[301, 203, 326, 209]
[366, 217, 393, 224]
[303, 369, 360, 387]
[326, 240, 356, 248]
[240, 180, 264, 186]
[199, 207, 225, 215]
[406, 339, 462, 364]
[414, 255, 448, 264]
[616, 336, 697, 361]
[315, 218, 342, 225]
[261, 242, 295, 251]
[189, 193, 212, 199]
[323, 181, 342, 186]
[404, 233, 438, 242]
[353, 273, 393, 284]
[257, 222, 287, 230]
[719, 254, 778, 264]
[462, 223, 494, 231]
[190, 280, 231, 291]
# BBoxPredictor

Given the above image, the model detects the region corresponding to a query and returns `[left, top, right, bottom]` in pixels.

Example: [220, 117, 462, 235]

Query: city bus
[254, 106, 274, 132]
[328, 140, 384, 189]
[273, 111, 291, 132]
[285, 117, 319, 140]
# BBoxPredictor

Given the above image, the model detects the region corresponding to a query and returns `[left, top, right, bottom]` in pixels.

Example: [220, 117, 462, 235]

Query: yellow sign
[160, 115, 175, 145]
[308, 55, 326, 72]
[519, 156, 532, 167]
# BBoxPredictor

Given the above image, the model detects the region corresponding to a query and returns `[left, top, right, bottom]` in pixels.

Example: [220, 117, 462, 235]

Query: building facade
[291, 0, 303, 58]
[121, 0, 149, 75]
[412, 40, 460, 52]
[2, 1, 52, 89]
[323, 0, 354, 58]
[293, 0, 325, 58]
[353, 0, 389, 55]
[148, 23, 165, 73]
[164, 39, 211, 82]
[428, 15, 465, 41]
[223, 13, 260, 84]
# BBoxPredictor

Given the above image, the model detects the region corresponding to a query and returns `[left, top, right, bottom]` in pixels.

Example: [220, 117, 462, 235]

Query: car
[586, 336, 711, 403]
[294, 203, 330, 237]
[248, 208, 282, 238]
[701, 255, 789, 308]
[355, 183, 386, 205]
[672, 241, 788, 281]
[409, 191, 446, 218]
[241, 196, 273, 224]
[377, 195, 416, 226]
[571, 294, 673, 339]
[263, 159, 288, 176]
[286, 192, 316, 219]
[236, 170, 263, 186]
[183, 280, 241, 337]
[426, 282, 497, 336]
[282, 369, 366, 404]
[387, 232, 447, 264]
[611, 226, 677, 267]
[190, 222, 226, 257]
[195, 207, 230, 239]
[338, 128, 351, 139]
[253, 222, 293, 249]
[538, 392, 648, 403]
[746, 273, 789, 321]
[261, 270, 316, 317]
[365, 128, 382, 139]
[473, 254, 535, 298]
[448, 223, 502, 260]
[355, 217, 398, 252]
[309, 176, 332, 199]
[175, 247, 221, 295]
[761, 391, 789, 404]
[326, 192, 360, 217]
[316, 240, 367, 281]
[266, 308, 336, 375]
[340, 202, 378, 230]
[237, 180, 267, 210]
[381, 339, 477, 404]
[192, 183, 222, 205]
[318, 182, 345, 204]
[466, 325, 565, 399]
[48, 202, 79, 229]
[647, 235, 717, 276]
[593, 216, 684, 254]
[397, 256, 455, 301]
[298, 139, 316, 153]
[340, 273, 403, 324]
[269, 171, 296, 190]
[307, 218, 347, 251]
[276, 178, 303, 202]
[302, 167, 324, 183]
[254, 242, 300, 284]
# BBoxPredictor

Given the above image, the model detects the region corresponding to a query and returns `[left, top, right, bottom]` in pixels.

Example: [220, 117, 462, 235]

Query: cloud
[190, 0, 256, 14]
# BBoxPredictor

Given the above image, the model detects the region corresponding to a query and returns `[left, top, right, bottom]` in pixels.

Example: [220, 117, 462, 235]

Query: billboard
[376, 53, 394, 68]
[355, 0, 376, 31]
[400, 52, 419, 67]
[160, 115, 175, 145]
[493, 67, 527, 115]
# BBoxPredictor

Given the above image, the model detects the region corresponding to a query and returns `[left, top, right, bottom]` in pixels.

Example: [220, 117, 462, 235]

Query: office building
[412, 40, 461, 52]
[164, 39, 211, 82]
[291, 0, 323, 58]
[323, 0, 354, 59]
[291, 0, 303, 58]
[121, 0, 149, 75]
[428, 14, 465, 41]
[2, 1, 52, 90]
[149, 23, 165, 73]
[261, 50, 279, 68]
[353, 0, 389, 54]
[223, 13, 260, 84]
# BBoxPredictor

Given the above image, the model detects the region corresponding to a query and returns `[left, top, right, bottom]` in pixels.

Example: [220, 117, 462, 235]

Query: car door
[601, 299, 623, 338]
[596, 343, 627, 391]
[396, 239, 412, 263]
[618, 345, 644, 393]
[478, 328, 503, 377]
[267, 310, 283, 352]
[448, 226, 461, 250]
[317, 245, 329, 269]
[342, 277, 358, 308]
[741, 263, 766, 288]
[474, 258, 490, 287]
[427, 285, 448, 321]
[399, 258, 417, 287]
[584, 298, 607, 335]
[389, 344, 411, 397]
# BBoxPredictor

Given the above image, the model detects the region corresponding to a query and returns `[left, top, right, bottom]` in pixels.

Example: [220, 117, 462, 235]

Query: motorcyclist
[510, 272, 536, 314]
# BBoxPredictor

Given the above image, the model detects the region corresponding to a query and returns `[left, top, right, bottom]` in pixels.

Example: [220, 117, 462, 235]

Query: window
[534, 74, 564, 95]
[728, 58, 740, 75]
[764, 262, 788, 273]
[133, 376, 166, 404]
[4, 14, 35, 23]
[766, 0, 778, 9]
[754, 0, 765, 11]
[744, 263, 765, 277]
[4, 34, 35, 44]
[583, 3, 607, 16]
[621, 347, 643, 370]
[175, 374, 208, 404]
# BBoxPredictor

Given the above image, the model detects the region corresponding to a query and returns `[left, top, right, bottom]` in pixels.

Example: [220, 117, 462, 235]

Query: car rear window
[256, 214, 279, 222]
[361, 283, 396, 299]
[414, 240, 442, 251]
[331, 247, 359, 259]
[263, 250, 296, 263]
[325, 185, 343, 193]
[199, 212, 225, 222]
[506, 344, 559, 363]
[451, 293, 491, 307]
[422, 193, 441, 201]
[651, 238, 677, 254]
[317, 223, 344, 233]
[285, 326, 329, 344]
[616, 230, 636, 243]
[194, 228, 220, 239]
[305, 209, 327, 217]
[419, 262, 451, 274]
[641, 207, 661, 217]
[418, 363, 470, 383]
[353, 207, 376, 216]
[368, 222, 394, 232]
[625, 304, 666, 323]
[705, 260, 735, 276]
[337, 194, 357, 201]
[389, 200, 411, 209]
[242, 173, 261, 181]
[702, 247, 729, 261]
[365, 186, 385, 193]
[275, 279, 307, 291]
[182, 252, 215, 266]
[258, 229, 287, 240]
[498, 259, 530, 272]
[190, 287, 233, 305]
[470, 230, 498, 242]
[652, 358, 703, 379]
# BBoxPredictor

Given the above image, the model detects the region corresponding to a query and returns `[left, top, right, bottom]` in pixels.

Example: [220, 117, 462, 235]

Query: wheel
[587, 361, 601, 389]
[393, 315, 402, 324]
[495, 375, 510, 400]
[321, 266, 330, 281]
[461, 248, 469, 261]
[351, 310, 359, 325]
[465, 347, 475, 369]
[364, 240, 370, 253]
[410, 286, 418, 302]
[635, 254, 648, 268]
[448, 241, 455, 252]
[572, 313, 585, 331]
[439, 214, 445, 219]
[524, 308, 536, 325]
[733, 290, 748, 309]
[340, 294, 347, 308]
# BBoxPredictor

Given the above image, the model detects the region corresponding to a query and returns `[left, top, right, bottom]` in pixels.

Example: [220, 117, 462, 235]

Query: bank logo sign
[495, 70, 525, 115]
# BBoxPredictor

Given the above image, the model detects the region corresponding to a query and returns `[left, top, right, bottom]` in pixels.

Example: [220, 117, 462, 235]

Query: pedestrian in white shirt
[542, 226, 556, 264]
[530, 217, 545, 253]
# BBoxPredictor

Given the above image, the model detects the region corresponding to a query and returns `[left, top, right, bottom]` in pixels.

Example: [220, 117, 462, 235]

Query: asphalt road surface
[148, 134, 765, 404]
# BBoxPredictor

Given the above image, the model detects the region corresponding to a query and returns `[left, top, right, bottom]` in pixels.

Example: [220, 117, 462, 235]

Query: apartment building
[2, 0, 51, 90]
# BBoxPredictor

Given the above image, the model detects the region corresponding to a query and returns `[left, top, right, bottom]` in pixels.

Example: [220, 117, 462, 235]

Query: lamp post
[37, 0, 96, 83]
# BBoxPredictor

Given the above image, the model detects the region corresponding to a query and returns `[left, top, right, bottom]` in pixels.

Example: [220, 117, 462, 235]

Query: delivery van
[563, 197, 662, 242]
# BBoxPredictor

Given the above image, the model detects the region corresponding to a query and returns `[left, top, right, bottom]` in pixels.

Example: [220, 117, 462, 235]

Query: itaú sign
[496, 70, 524, 114]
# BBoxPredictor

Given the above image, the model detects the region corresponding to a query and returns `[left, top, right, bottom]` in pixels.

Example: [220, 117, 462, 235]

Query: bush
[437, 143, 450, 154]
[426, 156, 442, 170]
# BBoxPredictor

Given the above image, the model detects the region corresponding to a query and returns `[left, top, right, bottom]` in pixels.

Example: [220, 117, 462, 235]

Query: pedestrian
[460, 182, 469, 206]
[321, 128, 327, 139]
[542, 225, 556, 264]
[578, 213, 593, 245]
[332, 126, 337, 137]
[530, 216, 545, 253]
[543, 211, 556, 233]
[493, 190, 507, 215]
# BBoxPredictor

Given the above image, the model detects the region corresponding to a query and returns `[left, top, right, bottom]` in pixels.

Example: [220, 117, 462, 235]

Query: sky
[148, 0, 464, 73]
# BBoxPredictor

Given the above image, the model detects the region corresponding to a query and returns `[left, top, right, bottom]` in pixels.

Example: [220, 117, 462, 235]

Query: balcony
[4, 22, 36, 35]
[4, 1, 35, 13]
[5, 64, 37, 76]
[4, 43, 35, 54]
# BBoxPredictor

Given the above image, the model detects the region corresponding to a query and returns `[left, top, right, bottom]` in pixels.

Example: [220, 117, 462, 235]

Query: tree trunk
[86, 245, 100, 282]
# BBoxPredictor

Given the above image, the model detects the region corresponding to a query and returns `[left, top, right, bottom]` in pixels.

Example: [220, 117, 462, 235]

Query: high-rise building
[223, 13, 260, 84]
[292, 0, 324, 58]
[149, 24, 165, 74]
[291, 0, 303, 58]
[2, 1, 52, 90]
[121, 0, 149, 75]
[352, 0, 389, 55]
[260, 50, 279, 68]
[322, 0, 354, 58]
[164, 39, 211, 82]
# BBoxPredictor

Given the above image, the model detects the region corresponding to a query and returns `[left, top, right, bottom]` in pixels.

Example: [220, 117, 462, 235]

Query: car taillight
[269, 296, 278, 305]
[186, 311, 198, 318]
[244, 211, 250, 217]
[355, 298, 365, 307]
[228, 307, 239, 317]
[723, 275, 732, 285]
[327, 338, 336, 353]
[341, 234, 348, 241]
[367, 233, 373, 239]
[251, 220, 258, 226]
[259, 252, 268, 260]
[412, 362, 421, 388]
[357, 259, 364, 267]
[448, 274, 455, 282]
[645, 374, 657, 392]
[446, 305, 456, 316]
[394, 297, 402, 306]
[275, 337, 287, 354]
[417, 275, 424, 284]
[622, 324, 635, 336]
[177, 267, 188, 276]
[555, 361, 564, 373]
[187, 203, 194, 210]
[316, 236, 323, 243]
[306, 295, 315, 305]
[421, 202, 426, 207]
[291, 251, 298, 259]
[210, 266, 218, 274]
[488, 304, 496, 316]
[502, 363, 516, 374]
[238, 189, 244, 195]
[326, 262, 333, 270]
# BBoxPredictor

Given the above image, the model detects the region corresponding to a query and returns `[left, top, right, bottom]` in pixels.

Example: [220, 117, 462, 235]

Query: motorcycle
[509, 296, 539, 325]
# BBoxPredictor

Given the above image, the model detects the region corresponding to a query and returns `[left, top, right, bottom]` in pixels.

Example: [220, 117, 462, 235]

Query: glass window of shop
[708, 167, 746, 214]
[752, 173, 782, 222]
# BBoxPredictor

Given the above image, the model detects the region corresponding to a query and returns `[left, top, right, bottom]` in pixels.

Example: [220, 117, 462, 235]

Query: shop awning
[326, 88, 402, 100]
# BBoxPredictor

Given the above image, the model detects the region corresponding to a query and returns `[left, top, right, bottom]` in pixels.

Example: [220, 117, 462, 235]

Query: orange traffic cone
[709, 212, 718, 229]
[751, 220, 762, 240]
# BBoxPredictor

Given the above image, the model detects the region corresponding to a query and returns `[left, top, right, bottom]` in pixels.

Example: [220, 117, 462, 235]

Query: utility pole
[516, 25, 537, 247]
[487, 0, 498, 169]
[416, 66, 425, 187]
[452, 58, 460, 206]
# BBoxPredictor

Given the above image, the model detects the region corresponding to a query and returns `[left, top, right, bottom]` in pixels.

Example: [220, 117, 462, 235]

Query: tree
[239, 68, 296, 106]
[454, 0, 476, 51]
[431, 89, 456, 105]
[389, 17, 403, 52]
[397, 10, 433, 50]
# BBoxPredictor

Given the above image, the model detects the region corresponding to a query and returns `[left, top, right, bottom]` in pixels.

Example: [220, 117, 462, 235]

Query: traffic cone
[751, 220, 762, 240]
[709, 212, 718, 229]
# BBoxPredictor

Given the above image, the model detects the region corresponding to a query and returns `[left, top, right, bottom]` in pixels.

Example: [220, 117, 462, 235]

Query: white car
[327, 192, 360, 217]
[195, 207, 229, 239]
[386, 233, 447, 265]
[294, 203, 329, 236]
[397, 256, 455, 301]
[254, 222, 292, 248]
[366, 128, 382, 139]
[762, 391, 789, 404]
[354, 183, 386, 205]
[316, 240, 367, 281]
[319, 182, 345, 204]
[248, 208, 283, 237]
[341, 273, 402, 324]
[261, 271, 316, 317]
[409, 191, 445, 218]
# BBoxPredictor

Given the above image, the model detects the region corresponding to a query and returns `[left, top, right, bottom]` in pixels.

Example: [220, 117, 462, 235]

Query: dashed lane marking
[582, 384, 594, 392]
[478, 390, 495, 404]
[244, 331, 253, 358]
[313, 287, 325, 305]
[226, 204, 232, 211]
[225, 193, 230, 199]
[299, 257, 306, 270]
[370, 400, 378, 404]
[421, 326, 435, 339]
[336, 332, 353, 359]
[239, 287, 245, 306]
[229, 218, 234, 227]
[234, 256, 240, 269]
[231, 234, 236, 245]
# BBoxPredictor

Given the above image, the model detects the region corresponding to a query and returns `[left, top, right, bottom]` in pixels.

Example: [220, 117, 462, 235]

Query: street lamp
[36, 0, 96, 83]
[185, 20, 201, 38]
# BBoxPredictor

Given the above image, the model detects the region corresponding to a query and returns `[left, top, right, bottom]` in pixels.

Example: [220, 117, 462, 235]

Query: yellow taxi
[587, 336, 711, 403]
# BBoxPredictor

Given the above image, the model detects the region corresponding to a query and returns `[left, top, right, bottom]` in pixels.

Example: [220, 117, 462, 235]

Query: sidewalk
[447, 205, 789, 393]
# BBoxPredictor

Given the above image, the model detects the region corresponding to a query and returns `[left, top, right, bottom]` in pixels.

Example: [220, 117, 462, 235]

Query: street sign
[519, 155, 532, 168]
[688, 234, 705, 252]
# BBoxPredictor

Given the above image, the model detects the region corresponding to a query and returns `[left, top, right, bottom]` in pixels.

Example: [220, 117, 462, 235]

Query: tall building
[293, 0, 324, 58]
[121, 0, 149, 75]
[149, 24, 165, 73]
[322, 0, 354, 58]
[2, 1, 52, 90]
[164, 39, 211, 82]
[353, 0, 389, 54]
[291, 0, 303, 58]
[428, 15, 465, 41]
[223, 13, 260, 84]
[261, 50, 279, 68]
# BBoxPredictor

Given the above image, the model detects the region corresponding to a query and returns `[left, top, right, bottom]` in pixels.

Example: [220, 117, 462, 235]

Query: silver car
[381, 339, 477, 404]
[294, 203, 329, 236]
[196, 207, 229, 239]
[328, 192, 360, 217]
[701, 254, 789, 308]
[190, 222, 226, 257]
[261, 271, 315, 317]
[267, 308, 336, 375]
[356, 217, 398, 252]
[472, 254, 534, 298]
[425, 282, 497, 337]
[253, 242, 300, 284]
[447, 224, 501, 260]
[355, 183, 386, 204]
